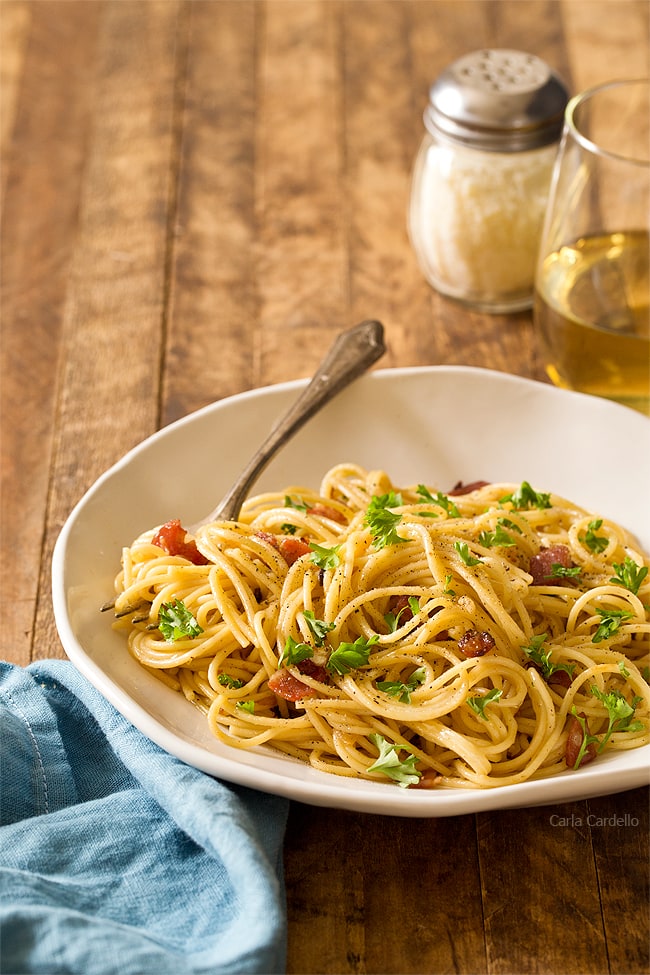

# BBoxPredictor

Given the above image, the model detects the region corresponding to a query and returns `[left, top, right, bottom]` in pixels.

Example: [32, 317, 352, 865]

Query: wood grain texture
[1, 1, 102, 661]
[2, 3, 648, 973]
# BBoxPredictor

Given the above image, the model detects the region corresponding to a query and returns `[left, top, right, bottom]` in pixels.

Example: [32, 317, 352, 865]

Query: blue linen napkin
[0, 660, 289, 975]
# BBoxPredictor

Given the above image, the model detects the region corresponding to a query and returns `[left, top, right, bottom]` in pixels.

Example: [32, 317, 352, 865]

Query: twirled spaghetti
[110, 464, 650, 789]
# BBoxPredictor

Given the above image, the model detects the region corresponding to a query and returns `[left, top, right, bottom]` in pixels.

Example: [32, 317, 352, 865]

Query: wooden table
[2, 2, 649, 972]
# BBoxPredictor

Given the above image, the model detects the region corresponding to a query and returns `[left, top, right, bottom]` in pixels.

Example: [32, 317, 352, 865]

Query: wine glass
[534, 79, 650, 415]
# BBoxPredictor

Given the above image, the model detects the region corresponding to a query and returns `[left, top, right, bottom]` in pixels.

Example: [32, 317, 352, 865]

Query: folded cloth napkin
[0, 660, 289, 975]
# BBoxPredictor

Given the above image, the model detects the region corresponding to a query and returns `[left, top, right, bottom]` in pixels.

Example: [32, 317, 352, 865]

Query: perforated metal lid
[425, 49, 569, 151]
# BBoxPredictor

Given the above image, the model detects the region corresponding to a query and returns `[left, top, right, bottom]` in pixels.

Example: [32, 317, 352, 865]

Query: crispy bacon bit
[409, 769, 443, 789]
[255, 531, 311, 566]
[448, 480, 490, 496]
[278, 537, 312, 566]
[547, 668, 573, 689]
[389, 594, 415, 624]
[268, 668, 317, 701]
[529, 544, 574, 586]
[307, 503, 346, 524]
[565, 711, 598, 769]
[255, 530, 278, 549]
[458, 629, 495, 658]
[296, 659, 329, 683]
[151, 519, 209, 565]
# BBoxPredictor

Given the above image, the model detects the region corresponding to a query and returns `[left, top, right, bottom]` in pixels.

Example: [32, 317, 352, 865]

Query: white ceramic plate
[52, 367, 650, 816]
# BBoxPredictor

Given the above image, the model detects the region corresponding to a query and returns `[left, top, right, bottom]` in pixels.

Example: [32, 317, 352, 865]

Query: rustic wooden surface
[2, 2, 648, 973]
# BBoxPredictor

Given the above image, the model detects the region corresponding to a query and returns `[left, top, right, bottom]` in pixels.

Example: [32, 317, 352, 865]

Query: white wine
[534, 231, 649, 414]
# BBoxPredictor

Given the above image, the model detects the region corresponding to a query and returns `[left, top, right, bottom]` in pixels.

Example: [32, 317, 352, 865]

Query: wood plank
[0, 1, 102, 663]
[30, 0, 181, 658]
[477, 803, 610, 974]
[343, 0, 435, 369]
[285, 804, 488, 974]
[0, 0, 32, 201]
[161, 0, 259, 425]
[253, 0, 349, 382]
[588, 788, 650, 975]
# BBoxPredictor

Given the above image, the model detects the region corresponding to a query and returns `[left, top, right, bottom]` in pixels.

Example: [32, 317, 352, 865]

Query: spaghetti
[110, 464, 650, 789]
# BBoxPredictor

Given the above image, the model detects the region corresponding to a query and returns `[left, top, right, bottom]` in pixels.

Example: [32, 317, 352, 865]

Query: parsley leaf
[310, 542, 341, 570]
[550, 563, 582, 579]
[582, 519, 608, 553]
[327, 635, 378, 675]
[416, 485, 460, 518]
[522, 634, 575, 681]
[158, 599, 204, 642]
[454, 541, 481, 566]
[367, 733, 421, 787]
[590, 686, 644, 749]
[236, 700, 255, 714]
[384, 596, 420, 632]
[467, 687, 503, 719]
[569, 708, 600, 768]
[303, 610, 335, 646]
[592, 607, 634, 643]
[478, 523, 516, 548]
[365, 493, 407, 548]
[279, 634, 314, 668]
[217, 674, 244, 689]
[284, 495, 308, 511]
[610, 556, 648, 595]
[500, 481, 551, 510]
[377, 666, 426, 704]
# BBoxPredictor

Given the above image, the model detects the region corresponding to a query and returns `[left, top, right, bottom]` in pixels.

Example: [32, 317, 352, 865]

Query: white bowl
[52, 367, 650, 816]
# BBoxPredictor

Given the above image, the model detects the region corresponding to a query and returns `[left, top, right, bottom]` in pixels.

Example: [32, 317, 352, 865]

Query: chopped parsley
[592, 607, 634, 643]
[522, 634, 575, 681]
[236, 700, 255, 714]
[309, 542, 341, 570]
[454, 541, 481, 566]
[284, 495, 308, 511]
[367, 733, 421, 788]
[550, 563, 582, 579]
[500, 481, 551, 510]
[416, 485, 460, 518]
[303, 610, 335, 646]
[610, 556, 648, 595]
[589, 687, 644, 749]
[478, 523, 516, 548]
[582, 519, 608, 553]
[217, 674, 244, 689]
[327, 635, 378, 675]
[467, 687, 503, 719]
[384, 596, 420, 632]
[377, 666, 426, 704]
[158, 599, 203, 642]
[279, 634, 314, 668]
[365, 492, 407, 548]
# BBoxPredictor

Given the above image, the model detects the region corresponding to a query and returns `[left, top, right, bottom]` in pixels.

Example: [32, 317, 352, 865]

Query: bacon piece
[297, 659, 329, 683]
[278, 537, 312, 566]
[151, 519, 209, 565]
[529, 544, 574, 586]
[458, 629, 495, 658]
[268, 668, 318, 701]
[448, 480, 490, 496]
[565, 711, 597, 769]
[389, 594, 415, 624]
[255, 531, 311, 566]
[307, 503, 346, 524]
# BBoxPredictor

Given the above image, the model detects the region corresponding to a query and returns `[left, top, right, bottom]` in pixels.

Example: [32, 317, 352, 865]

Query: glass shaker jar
[408, 49, 568, 313]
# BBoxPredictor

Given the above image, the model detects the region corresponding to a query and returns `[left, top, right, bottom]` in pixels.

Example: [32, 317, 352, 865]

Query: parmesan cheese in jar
[408, 50, 568, 313]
